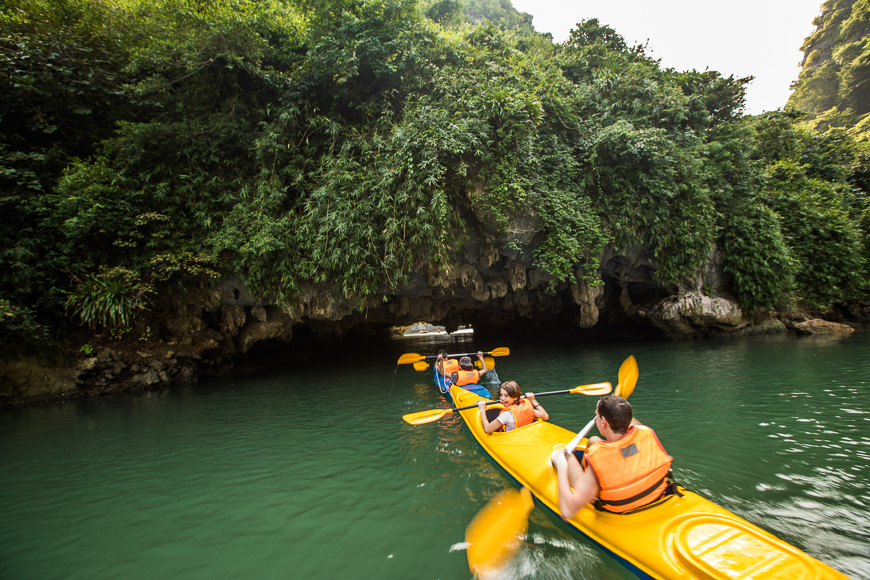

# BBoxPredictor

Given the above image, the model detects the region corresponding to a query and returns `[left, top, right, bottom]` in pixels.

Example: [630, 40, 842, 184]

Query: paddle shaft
[564, 356, 638, 453]
[427, 350, 497, 361]
[445, 388, 582, 415]
[565, 416, 597, 454]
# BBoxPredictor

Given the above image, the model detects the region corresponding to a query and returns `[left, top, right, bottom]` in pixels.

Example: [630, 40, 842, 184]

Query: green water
[2, 331, 869, 580]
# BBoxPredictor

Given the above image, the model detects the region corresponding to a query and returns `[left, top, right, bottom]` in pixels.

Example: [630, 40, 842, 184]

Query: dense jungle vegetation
[1, 0, 868, 353]
[788, 0, 870, 140]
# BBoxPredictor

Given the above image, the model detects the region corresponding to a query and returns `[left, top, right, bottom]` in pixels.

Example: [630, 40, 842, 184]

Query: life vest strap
[663, 468, 685, 499]
[594, 474, 667, 510]
[595, 469, 684, 514]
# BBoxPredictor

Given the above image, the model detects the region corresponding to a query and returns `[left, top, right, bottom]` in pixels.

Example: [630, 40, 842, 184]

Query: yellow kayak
[449, 384, 851, 580]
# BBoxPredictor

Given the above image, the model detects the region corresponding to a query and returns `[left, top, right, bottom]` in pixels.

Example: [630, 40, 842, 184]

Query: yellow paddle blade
[474, 356, 495, 370]
[413, 361, 429, 371]
[402, 408, 450, 425]
[397, 353, 424, 365]
[490, 347, 510, 357]
[569, 382, 612, 396]
[615, 355, 639, 399]
[466, 488, 534, 578]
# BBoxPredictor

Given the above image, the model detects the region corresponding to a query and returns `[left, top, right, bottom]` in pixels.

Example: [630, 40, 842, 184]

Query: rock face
[792, 319, 855, 335]
[0, 347, 218, 404]
[5, 210, 865, 406]
[641, 292, 743, 337]
[137, 236, 769, 357]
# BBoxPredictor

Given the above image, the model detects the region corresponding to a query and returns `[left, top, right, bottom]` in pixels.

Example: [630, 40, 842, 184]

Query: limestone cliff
[2, 215, 865, 405]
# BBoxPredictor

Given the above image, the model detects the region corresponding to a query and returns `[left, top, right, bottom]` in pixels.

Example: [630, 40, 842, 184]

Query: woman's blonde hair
[500, 380, 523, 400]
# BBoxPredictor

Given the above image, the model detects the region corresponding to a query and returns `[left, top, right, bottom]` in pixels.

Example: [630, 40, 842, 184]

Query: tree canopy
[788, 0, 870, 141]
[1, 0, 868, 351]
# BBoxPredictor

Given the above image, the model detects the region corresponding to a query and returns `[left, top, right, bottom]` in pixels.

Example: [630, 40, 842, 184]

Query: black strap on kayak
[594, 469, 684, 514]
[663, 469, 684, 500]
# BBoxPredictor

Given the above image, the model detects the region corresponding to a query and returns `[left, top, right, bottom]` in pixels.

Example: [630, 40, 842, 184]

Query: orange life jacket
[453, 369, 480, 386]
[583, 425, 672, 513]
[499, 400, 535, 431]
[441, 359, 460, 374]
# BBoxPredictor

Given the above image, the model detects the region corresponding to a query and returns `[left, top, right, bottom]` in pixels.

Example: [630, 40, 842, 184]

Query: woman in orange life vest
[477, 381, 549, 433]
[549, 395, 672, 517]
[435, 349, 460, 376]
[447, 352, 490, 387]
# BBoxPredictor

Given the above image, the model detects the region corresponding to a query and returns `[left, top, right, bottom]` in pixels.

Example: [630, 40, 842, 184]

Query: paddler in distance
[435, 349, 460, 377]
[478, 381, 549, 433]
[448, 351, 490, 388]
[550, 395, 673, 517]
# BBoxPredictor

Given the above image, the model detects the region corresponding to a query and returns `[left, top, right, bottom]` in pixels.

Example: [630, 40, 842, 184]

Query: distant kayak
[433, 367, 491, 399]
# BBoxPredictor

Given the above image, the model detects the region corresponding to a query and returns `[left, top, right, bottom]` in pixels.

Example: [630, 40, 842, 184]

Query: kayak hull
[448, 384, 850, 580]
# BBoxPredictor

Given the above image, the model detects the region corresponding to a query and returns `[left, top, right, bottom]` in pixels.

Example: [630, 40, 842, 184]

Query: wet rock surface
[4, 233, 868, 406]
[792, 318, 856, 335]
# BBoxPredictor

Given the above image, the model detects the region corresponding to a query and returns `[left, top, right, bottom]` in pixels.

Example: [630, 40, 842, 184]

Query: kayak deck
[448, 385, 849, 580]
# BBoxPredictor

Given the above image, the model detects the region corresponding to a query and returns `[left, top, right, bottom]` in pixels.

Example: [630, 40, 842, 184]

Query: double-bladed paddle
[464, 356, 639, 578]
[402, 383, 612, 425]
[411, 356, 496, 372]
[397, 347, 510, 365]
[562, 355, 638, 455]
[466, 487, 534, 579]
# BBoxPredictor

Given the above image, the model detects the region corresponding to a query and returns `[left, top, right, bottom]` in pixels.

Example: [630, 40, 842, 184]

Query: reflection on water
[1, 331, 868, 580]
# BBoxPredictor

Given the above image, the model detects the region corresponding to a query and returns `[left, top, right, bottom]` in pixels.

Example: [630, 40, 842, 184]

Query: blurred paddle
[466, 488, 534, 578]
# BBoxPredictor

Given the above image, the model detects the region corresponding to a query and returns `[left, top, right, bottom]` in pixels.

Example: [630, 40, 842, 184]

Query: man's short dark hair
[597, 396, 632, 433]
[438, 349, 449, 357]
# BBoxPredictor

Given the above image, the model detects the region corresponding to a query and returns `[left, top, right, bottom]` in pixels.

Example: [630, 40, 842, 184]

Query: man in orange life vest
[445, 351, 490, 387]
[550, 395, 673, 517]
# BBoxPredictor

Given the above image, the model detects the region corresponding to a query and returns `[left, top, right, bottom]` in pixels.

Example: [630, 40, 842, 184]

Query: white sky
[510, 0, 824, 115]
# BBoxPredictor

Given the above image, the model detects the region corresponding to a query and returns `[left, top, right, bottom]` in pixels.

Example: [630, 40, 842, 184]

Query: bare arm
[525, 393, 549, 421]
[550, 450, 600, 518]
[477, 400, 502, 434]
[476, 351, 488, 376]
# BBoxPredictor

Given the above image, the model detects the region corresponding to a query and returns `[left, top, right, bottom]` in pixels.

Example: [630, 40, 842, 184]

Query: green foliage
[0, 298, 52, 349]
[749, 113, 869, 307]
[420, 0, 533, 30]
[720, 203, 796, 311]
[765, 160, 865, 307]
[424, 0, 462, 25]
[1, 0, 868, 350]
[65, 268, 154, 329]
[789, 0, 870, 133]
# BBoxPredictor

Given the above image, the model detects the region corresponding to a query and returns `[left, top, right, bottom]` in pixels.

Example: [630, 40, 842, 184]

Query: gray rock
[251, 306, 267, 323]
[644, 292, 742, 335]
[794, 319, 855, 335]
[236, 310, 295, 353]
[221, 304, 247, 335]
[135, 369, 159, 385]
[77, 358, 98, 371]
